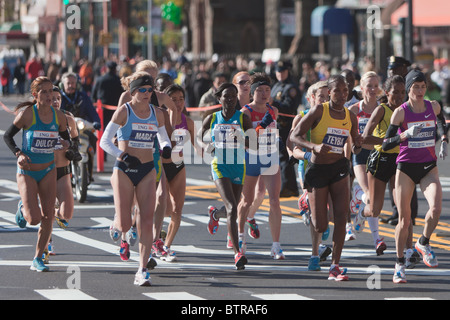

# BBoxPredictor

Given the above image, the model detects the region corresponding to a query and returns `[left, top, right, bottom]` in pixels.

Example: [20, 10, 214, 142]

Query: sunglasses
[137, 87, 153, 93]
[237, 80, 250, 86]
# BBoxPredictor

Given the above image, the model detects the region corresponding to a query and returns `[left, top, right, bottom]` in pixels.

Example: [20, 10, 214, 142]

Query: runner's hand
[404, 124, 423, 139]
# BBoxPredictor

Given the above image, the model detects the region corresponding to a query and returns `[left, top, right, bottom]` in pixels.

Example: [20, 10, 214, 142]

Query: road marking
[143, 292, 205, 300]
[35, 289, 97, 300]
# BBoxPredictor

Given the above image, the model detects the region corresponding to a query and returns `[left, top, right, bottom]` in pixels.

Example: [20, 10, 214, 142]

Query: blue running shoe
[16, 200, 26, 228]
[308, 256, 321, 271]
[30, 257, 49, 272]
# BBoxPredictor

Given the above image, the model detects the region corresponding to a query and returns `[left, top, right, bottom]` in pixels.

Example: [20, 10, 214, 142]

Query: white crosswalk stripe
[35, 289, 97, 300]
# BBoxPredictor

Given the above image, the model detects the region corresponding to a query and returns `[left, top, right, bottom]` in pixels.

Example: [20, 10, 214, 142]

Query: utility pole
[148, 0, 153, 61]
[405, 0, 414, 62]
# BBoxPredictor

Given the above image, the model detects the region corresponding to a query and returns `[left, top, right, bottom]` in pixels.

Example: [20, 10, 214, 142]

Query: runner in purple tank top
[382, 70, 448, 283]
[161, 84, 198, 261]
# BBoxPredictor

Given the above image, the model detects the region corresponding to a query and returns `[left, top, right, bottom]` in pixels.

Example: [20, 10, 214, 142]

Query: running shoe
[393, 263, 407, 284]
[415, 240, 438, 268]
[152, 239, 168, 258]
[55, 217, 69, 230]
[48, 241, 55, 256]
[298, 192, 310, 226]
[161, 246, 177, 262]
[234, 252, 247, 270]
[16, 200, 26, 228]
[239, 237, 247, 255]
[146, 256, 157, 270]
[345, 223, 356, 241]
[375, 238, 387, 256]
[119, 241, 130, 261]
[319, 244, 332, 262]
[226, 234, 233, 249]
[270, 243, 285, 260]
[134, 269, 152, 286]
[42, 248, 50, 264]
[126, 226, 137, 246]
[109, 223, 121, 242]
[405, 248, 420, 269]
[328, 265, 348, 281]
[308, 256, 321, 271]
[247, 218, 260, 239]
[30, 257, 49, 272]
[353, 202, 366, 233]
[350, 185, 363, 214]
[207, 205, 219, 235]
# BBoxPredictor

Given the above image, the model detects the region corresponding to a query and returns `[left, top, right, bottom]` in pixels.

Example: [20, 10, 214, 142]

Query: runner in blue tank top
[200, 83, 253, 270]
[100, 72, 172, 286]
[3, 77, 70, 272]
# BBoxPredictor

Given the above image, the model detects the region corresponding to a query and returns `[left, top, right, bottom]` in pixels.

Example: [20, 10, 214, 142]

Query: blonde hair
[306, 80, 328, 101]
[360, 71, 379, 87]
[136, 60, 158, 75]
[121, 71, 153, 91]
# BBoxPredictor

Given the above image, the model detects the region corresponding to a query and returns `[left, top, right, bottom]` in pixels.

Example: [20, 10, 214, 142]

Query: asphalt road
[1, 94, 450, 306]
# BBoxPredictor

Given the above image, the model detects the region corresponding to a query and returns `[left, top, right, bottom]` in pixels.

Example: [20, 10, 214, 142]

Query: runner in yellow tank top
[291, 75, 362, 281]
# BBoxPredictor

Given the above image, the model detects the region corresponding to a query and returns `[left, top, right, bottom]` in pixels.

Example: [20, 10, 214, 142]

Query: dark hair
[327, 74, 347, 90]
[378, 75, 405, 104]
[15, 76, 53, 111]
[164, 83, 185, 99]
[250, 72, 271, 86]
[384, 75, 405, 92]
[214, 82, 238, 99]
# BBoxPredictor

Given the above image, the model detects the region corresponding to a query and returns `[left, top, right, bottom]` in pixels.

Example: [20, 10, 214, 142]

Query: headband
[250, 81, 271, 96]
[130, 75, 153, 94]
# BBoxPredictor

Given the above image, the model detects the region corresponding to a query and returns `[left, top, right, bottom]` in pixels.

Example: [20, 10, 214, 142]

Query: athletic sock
[367, 217, 380, 245]
[419, 235, 429, 246]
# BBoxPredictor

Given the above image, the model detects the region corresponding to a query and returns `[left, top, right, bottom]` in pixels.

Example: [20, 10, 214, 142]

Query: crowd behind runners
[3, 52, 449, 285]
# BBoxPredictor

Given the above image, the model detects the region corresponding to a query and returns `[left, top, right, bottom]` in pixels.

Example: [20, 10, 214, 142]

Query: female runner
[100, 72, 172, 286]
[291, 75, 362, 281]
[237, 73, 285, 260]
[362, 75, 404, 256]
[382, 70, 447, 283]
[348, 71, 380, 234]
[43, 86, 81, 260]
[202, 83, 253, 269]
[3, 76, 70, 272]
[161, 84, 197, 261]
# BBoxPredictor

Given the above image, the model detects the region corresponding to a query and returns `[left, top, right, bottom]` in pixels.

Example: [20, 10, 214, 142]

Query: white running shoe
[270, 243, 285, 260]
[109, 223, 121, 242]
[126, 226, 137, 246]
[134, 269, 152, 286]
[345, 223, 356, 241]
[393, 263, 406, 284]
[415, 240, 438, 268]
[353, 201, 366, 233]
[161, 246, 177, 262]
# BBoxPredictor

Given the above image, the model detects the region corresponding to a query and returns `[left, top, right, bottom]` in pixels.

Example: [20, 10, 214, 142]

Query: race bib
[31, 131, 59, 154]
[213, 124, 242, 149]
[407, 120, 435, 149]
[128, 123, 158, 149]
[322, 127, 349, 154]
